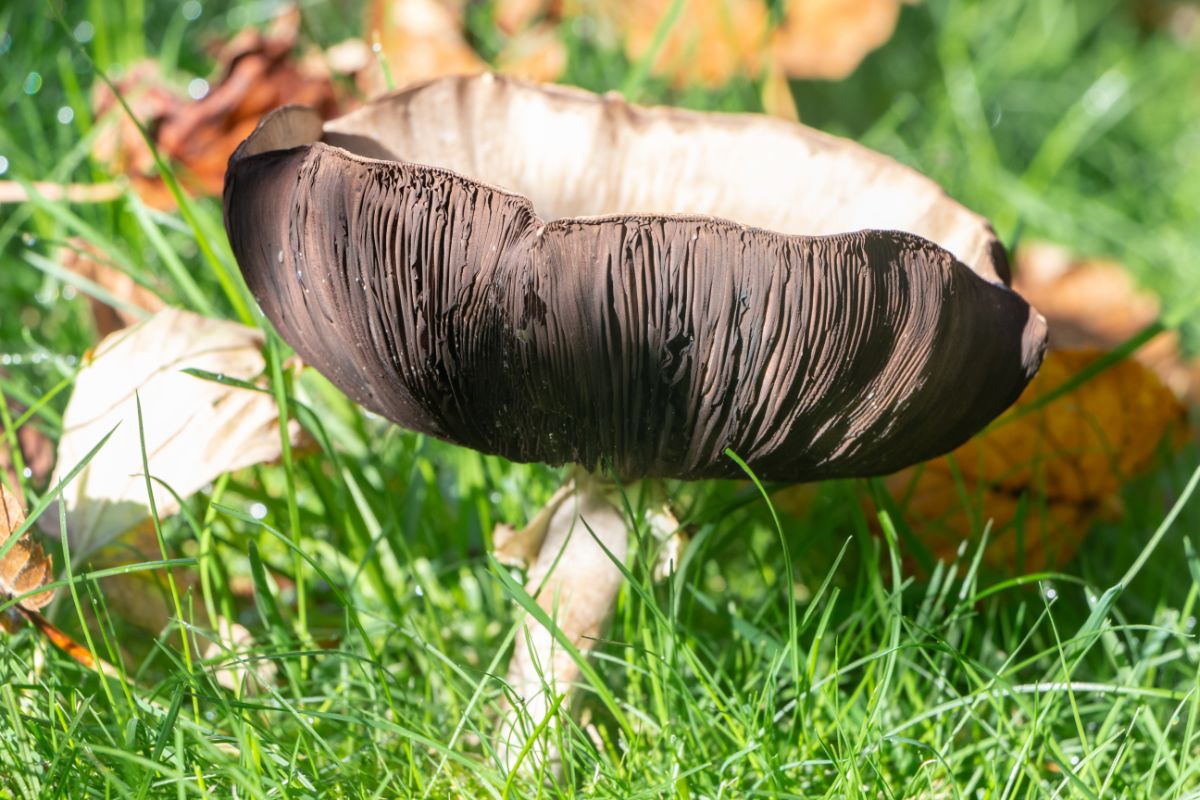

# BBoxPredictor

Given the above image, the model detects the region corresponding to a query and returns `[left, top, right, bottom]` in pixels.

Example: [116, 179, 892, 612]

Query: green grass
[3, 0, 1200, 796]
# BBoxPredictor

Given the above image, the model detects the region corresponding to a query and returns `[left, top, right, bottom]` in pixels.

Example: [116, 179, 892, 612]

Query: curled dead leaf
[613, 0, 769, 88]
[92, 6, 340, 209]
[1, 484, 55, 611]
[1015, 241, 1200, 404]
[495, 0, 558, 34]
[774, 248, 1199, 573]
[360, 0, 486, 96]
[46, 308, 305, 558]
[495, 23, 569, 83]
[326, 38, 374, 76]
[770, 0, 905, 81]
[600, 0, 904, 88]
[879, 350, 1188, 571]
[91, 62, 181, 209]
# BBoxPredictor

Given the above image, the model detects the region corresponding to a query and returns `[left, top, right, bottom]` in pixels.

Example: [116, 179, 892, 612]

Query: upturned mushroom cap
[224, 74, 1046, 482]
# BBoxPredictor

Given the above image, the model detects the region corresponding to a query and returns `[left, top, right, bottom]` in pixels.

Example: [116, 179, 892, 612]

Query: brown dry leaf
[1, 483, 55, 611]
[878, 350, 1188, 571]
[771, 0, 905, 81]
[613, 0, 769, 88]
[326, 38, 374, 76]
[60, 238, 165, 338]
[92, 62, 182, 209]
[781, 245, 1197, 573]
[45, 308, 305, 558]
[93, 6, 340, 209]
[495, 0, 558, 34]
[360, 0, 486, 96]
[601, 0, 904, 88]
[495, 23, 569, 82]
[1015, 241, 1200, 404]
[881, 461, 1110, 573]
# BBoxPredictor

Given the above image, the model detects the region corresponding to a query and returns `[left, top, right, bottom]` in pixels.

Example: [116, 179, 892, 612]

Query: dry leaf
[882, 461, 1110, 572]
[60, 238, 165, 338]
[370, 0, 910, 95]
[157, 8, 340, 197]
[46, 308, 304, 557]
[93, 6, 340, 209]
[878, 350, 1188, 571]
[19, 605, 123, 679]
[495, 0, 558, 34]
[1015, 241, 1200, 404]
[495, 23, 569, 82]
[771, 0, 904, 81]
[613, 0, 769, 87]
[601, 0, 904, 88]
[779, 244, 1199, 573]
[326, 38, 374, 76]
[360, 0, 486, 95]
[1, 483, 55, 611]
[91, 61, 182, 209]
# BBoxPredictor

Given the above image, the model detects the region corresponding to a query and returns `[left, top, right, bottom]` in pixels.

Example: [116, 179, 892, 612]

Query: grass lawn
[2, 0, 1200, 796]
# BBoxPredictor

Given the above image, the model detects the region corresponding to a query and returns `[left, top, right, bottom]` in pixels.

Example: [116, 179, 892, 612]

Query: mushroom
[223, 74, 1047, 771]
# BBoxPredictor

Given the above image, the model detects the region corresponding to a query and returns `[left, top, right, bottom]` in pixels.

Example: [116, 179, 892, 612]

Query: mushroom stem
[497, 468, 628, 773]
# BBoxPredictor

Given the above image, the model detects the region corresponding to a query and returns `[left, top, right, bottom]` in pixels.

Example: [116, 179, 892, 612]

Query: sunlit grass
[2, 0, 1200, 796]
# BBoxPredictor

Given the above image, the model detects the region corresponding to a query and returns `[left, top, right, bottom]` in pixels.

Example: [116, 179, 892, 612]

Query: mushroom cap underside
[224, 74, 1047, 482]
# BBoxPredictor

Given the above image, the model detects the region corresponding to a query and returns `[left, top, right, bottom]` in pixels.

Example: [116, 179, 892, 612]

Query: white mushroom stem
[497, 470, 629, 772]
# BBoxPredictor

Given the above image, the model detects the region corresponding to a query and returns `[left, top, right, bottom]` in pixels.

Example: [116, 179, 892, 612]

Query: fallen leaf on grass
[613, 0, 770, 88]
[873, 240, 1200, 572]
[60, 237, 165, 338]
[46, 308, 304, 557]
[0, 484, 128, 679]
[366, 0, 899, 96]
[1015, 241, 1200, 404]
[1, 483, 55, 611]
[605, 0, 906, 89]
[91, 62, 181, 209]
[495, 23, 570, 82]
[878, 350, 1188, 571]
[93, 6, 340, 209]
[360, 0, 487, 96]
[495, 0, 559, 34]
[770, 0, 906, 81]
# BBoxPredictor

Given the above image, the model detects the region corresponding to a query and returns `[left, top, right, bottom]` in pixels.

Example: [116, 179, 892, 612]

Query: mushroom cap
[224, 75, 1047, 482]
